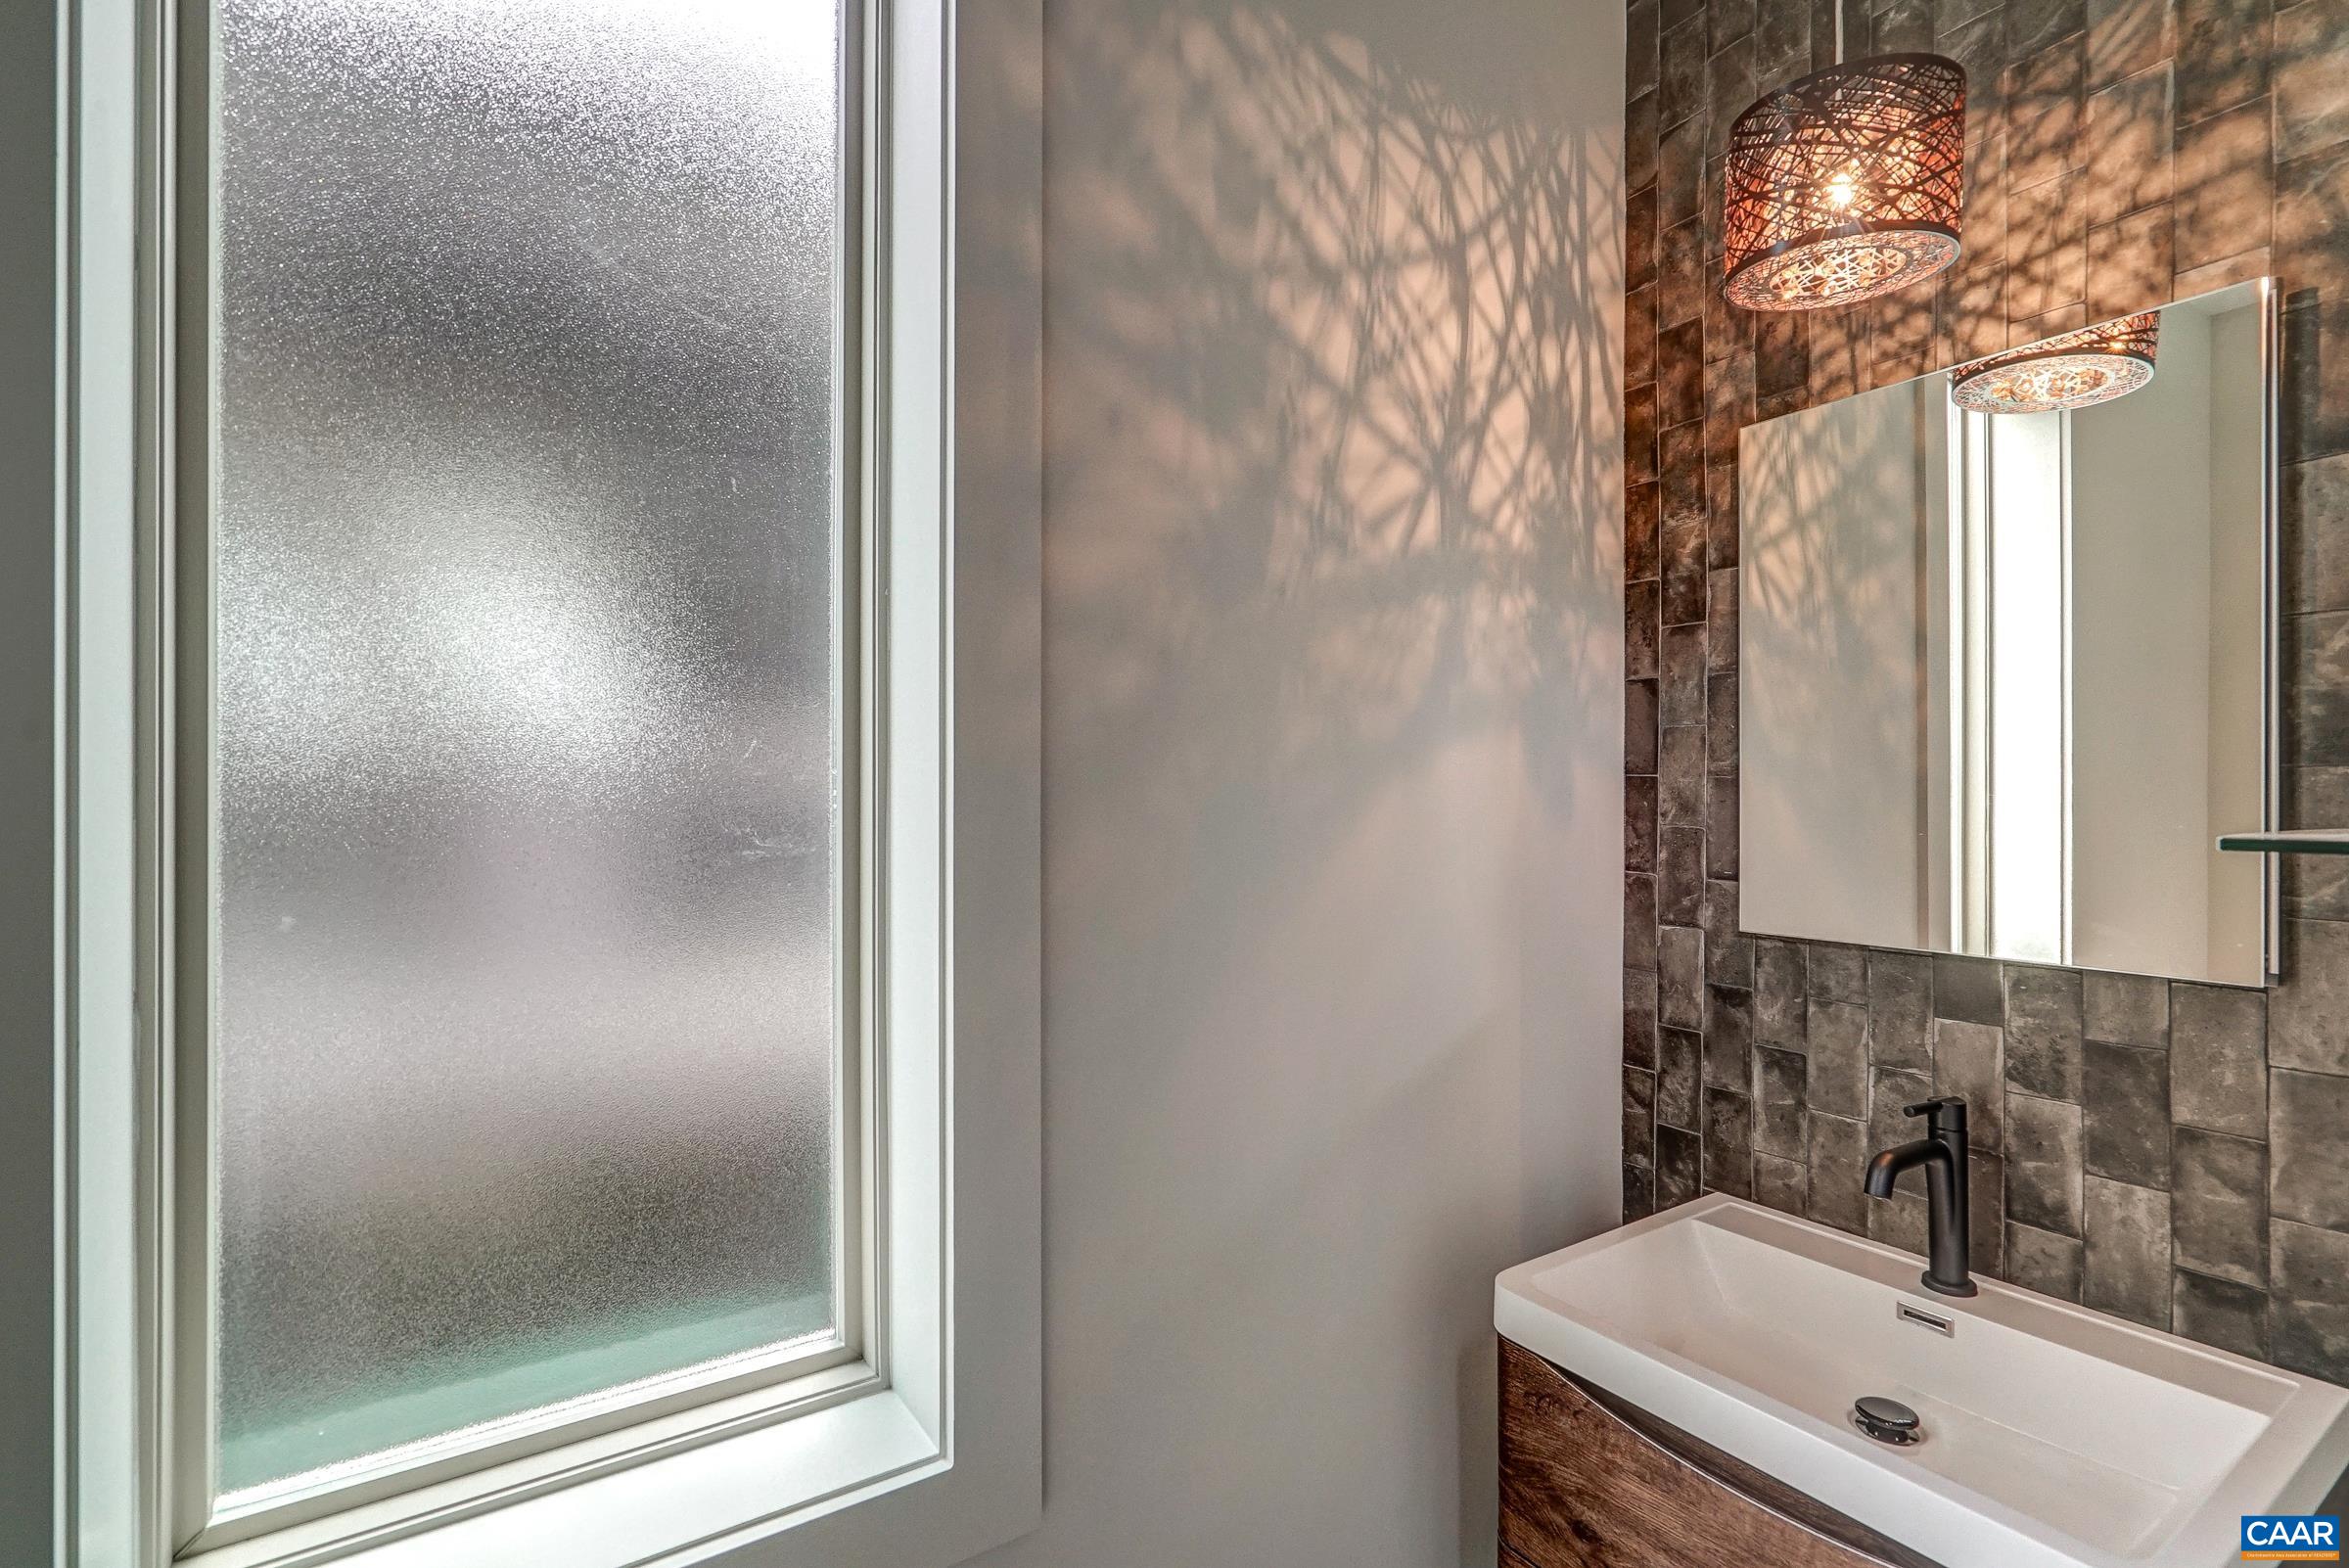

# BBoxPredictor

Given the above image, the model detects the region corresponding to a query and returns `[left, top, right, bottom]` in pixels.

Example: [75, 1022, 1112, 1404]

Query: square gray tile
[2084, 1176, 2172, 1329]
[2273, 1067, 2349, 1229]
[2007, 1221, 2087, 1302]
[1934, 955, 2005, 1025]
[1807, 999, 1870, 1118]
[2084, 1040, 2170, 1187]
[2008, 1093, 2086, 1237]
[2084, 971, 2168, 1048]
[2173, 1126, 2268, 1285]
[2273, 918, 2349, 1074]
[2005, 966, 2085, 1101]
[2171, 983, 2269, 1137]
[2174, 1269, 2272, 1360]
[1867, 951, 1933, 1071]
[1934, 1019, 2006, 1151]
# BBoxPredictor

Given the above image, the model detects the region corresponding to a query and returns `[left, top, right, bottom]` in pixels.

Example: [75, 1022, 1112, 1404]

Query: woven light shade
[1722, 55, 1968, 311]
[1950, 312, 2161, 413]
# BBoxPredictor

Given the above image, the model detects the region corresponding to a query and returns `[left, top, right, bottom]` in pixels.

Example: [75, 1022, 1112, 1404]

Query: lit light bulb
[1824, 170, 1858, 208]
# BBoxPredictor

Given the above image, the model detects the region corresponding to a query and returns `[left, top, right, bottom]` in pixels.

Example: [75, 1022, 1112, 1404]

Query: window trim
[53, 0, 1043, 1557]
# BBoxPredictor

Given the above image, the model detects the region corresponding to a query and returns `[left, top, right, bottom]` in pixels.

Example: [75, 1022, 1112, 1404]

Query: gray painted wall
[972, 0, 1627, 1562]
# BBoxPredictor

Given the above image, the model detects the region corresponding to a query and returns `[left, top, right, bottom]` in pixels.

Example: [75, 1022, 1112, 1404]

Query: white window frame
[43, 0, 1042, 1560]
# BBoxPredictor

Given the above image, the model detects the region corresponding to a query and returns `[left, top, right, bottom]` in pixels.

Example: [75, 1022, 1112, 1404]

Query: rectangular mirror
[1738, 278, 2276, 987]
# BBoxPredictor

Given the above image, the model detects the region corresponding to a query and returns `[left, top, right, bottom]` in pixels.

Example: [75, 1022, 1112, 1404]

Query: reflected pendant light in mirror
[1950, 311, 2161, 413]
[1721, 54, 1968, 311]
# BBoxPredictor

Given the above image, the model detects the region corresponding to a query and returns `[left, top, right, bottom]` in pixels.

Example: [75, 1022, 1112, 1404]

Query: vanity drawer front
[1498, 1337, 1936, 1568]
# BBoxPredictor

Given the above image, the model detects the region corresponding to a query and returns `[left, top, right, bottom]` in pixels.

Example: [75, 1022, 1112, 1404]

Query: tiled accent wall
[1619, 0, 2349, 1379]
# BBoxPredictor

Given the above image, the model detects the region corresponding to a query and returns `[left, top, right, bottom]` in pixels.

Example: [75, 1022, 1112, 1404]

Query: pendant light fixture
[1949, 311, 2161, 413]
[1721, 15, 1967, 313]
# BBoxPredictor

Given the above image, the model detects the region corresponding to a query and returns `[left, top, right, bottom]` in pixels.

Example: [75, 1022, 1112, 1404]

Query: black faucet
[1864, 1096, 1977, 1297]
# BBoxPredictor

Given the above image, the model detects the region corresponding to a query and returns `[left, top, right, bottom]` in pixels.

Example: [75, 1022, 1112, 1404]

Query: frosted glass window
[207, 0, 849, 1504]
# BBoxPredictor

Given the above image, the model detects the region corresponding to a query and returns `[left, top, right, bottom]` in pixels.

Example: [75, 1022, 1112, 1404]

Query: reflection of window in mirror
[1949, 408, 2070, 965]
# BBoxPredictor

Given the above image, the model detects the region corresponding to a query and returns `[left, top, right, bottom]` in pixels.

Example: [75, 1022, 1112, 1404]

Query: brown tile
[2088, 205, 2176, 317]
[1630, 0, 1661, 99]
[2174, 244, 2274, 294]
[1755, 0, 1815, 88]
[1715, 0, 1761, 49]
[1663, 514, 1708, 630]
[1628, 283, 1659, 390]
[2170, 983, 2269, 1135]
[1626, 383, 1659, 485]
[2174, 97, 2275, 273]
[2010, 301, 2089, 344]
[1755, 938, 1809, 1047]
[2173, 1124, 2269, 1283]
[2007, 1220, 2087, 1299]
[2005, 966, 2086, 1100]
[2085, 1040, 2171, 1185]
[1704, 1087, 1756, 1198]
[1661, 417, 1705, 530]
[1807, 999, 1871, 1118]
[1659, 322, 1705, 427]
[1705, 277, 1758, 367]
[2085, 972, 2170, 1047]
[2088, 0, 2176, 89]
[1660, 117, 1703, 232]
[1868, 951, 1934, 1072]
[1941, 261, 2012, 362]
[1935, 1020, 2008, 1150]
[2008, 1091, 2086, 1235]
[1705, 36, 1759, 164]
[2086, 66, 2176, 224]
[2175, 0, 2274, 120]
[2015, 0, 2092, 52]
[1626, 1066, 1658, 1173]
[1629, 89, 1661, 200]
[2274, 917, 2349, 1071]
[2272, 1066, 2349, 1227]
[1707, 672, 1740, 780]
[2084, 1176, 2172, 1327]
[1662, 14, 1707, 127]
[1660, 621, 1706, 726]
[1707, 773, 1742, 878]
[2007, 173, 2089, 316]
[2006, 38, 2088, 190]
[1707, 461, 1742, 570]
[1941, 7, 2016, 127]
[1659, 1025, 1702, 1130]
[2174, 1268, 2271, 1357]
[1628, 479, 1661, 582]
[1628, 677, 1659, 775]
[1880, 0, 1940, 50]
[2277, 0, 2349, 161]
[1660, 219, 1705, 331]
[1628, 183, 1659, 296]
[1707, 569, 1739, 670]
[1705, 354, 1757, 471]
[1626, 579, 1663, 682]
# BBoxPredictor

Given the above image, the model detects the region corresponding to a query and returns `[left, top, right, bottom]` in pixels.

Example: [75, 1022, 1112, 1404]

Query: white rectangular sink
[1497, 1195, 2349, 1568]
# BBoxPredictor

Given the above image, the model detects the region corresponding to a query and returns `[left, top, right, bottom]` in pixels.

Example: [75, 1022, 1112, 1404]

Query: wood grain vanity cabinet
[1497, 1338, 1946, 1568]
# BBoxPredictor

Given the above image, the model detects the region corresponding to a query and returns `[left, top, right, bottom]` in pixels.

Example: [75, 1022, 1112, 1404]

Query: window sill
[184, 1370, 961, 1568]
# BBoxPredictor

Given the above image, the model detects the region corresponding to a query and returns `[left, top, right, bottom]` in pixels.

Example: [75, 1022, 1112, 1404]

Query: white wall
[967, 0, 1626, 1561]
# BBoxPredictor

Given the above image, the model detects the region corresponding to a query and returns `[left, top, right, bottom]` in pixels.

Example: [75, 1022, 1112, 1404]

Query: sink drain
[1851, 1395, 1922, 1446]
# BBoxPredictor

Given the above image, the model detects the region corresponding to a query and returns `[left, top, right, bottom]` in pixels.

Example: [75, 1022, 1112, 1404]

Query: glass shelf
[2217, 830, 2349, 854]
